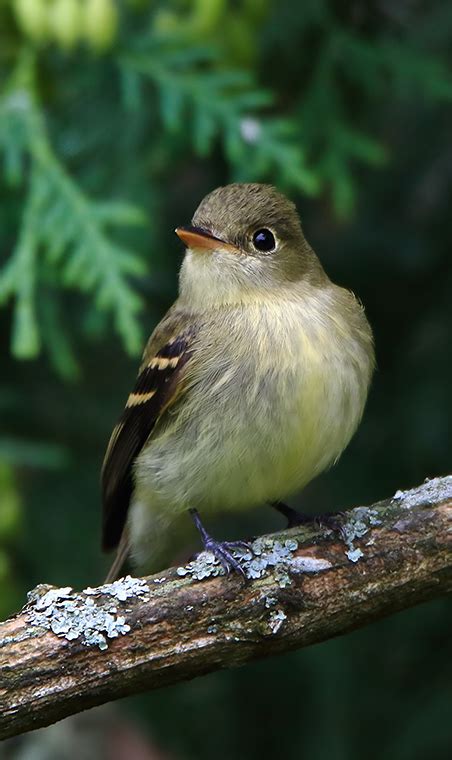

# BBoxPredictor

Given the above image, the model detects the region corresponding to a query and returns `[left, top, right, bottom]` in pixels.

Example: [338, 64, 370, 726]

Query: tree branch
[1, 476, 451, 740]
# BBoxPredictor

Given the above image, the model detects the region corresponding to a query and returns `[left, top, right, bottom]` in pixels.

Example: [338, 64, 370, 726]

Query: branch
[1, 476, 451, 739]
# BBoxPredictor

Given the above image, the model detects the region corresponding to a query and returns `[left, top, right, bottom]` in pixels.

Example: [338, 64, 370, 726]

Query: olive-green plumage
[102, 183, 374, 579]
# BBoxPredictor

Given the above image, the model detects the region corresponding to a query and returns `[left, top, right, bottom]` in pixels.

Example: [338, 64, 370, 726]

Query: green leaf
[0, 65, 147, 360]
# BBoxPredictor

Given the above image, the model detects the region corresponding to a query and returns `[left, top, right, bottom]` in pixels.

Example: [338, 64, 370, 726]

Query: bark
[1, 476, 451, 740]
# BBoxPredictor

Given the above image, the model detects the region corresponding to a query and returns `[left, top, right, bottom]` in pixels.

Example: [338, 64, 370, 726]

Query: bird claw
[189, 507, 252, 579]
[270, 501, 346, 538]
[313, 511, 347, 539]
[203, 539, 251, 578]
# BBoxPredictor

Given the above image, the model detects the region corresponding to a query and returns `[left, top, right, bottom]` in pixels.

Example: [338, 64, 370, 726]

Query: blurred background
[1, 0, 451, 758]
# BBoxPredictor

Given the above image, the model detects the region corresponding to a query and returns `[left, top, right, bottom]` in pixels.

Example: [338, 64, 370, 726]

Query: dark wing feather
[101, 327, 195, 551]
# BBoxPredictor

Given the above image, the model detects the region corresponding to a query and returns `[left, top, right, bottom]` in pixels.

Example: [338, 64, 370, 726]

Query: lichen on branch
[0, 476, 451, 741]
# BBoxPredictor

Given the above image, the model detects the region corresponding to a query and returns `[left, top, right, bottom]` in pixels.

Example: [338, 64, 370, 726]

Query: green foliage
[122, 43, 320, 193]
[0, 51, 146, 367]
[1, 1, 451, 369]
[1, 2, 452, 757]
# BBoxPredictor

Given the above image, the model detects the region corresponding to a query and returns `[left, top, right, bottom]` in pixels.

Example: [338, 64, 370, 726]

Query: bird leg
[270, 501, 345, 536]
[189, 508, 251, 578]
[270, 500, 312, 527]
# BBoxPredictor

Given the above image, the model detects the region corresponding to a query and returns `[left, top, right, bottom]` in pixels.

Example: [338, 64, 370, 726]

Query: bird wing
[101, 310, 197, 551]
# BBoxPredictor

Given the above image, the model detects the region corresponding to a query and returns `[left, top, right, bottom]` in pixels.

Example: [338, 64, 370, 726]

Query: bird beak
[175, 226, 238, 253]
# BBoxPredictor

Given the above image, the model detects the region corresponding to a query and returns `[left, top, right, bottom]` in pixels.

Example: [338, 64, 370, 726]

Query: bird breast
[134, 284, 373, 515]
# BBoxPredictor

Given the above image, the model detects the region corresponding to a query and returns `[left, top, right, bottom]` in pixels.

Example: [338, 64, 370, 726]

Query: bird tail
[104, 510, 196, 583]
[104, 527, 130, 583]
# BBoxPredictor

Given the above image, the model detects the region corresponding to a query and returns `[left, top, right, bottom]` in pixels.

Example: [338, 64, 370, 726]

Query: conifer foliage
[1, 1, 451, 366]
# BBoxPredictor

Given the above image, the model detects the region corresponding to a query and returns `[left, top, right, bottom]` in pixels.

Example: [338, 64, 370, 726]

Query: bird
[101, 183, 374, 581]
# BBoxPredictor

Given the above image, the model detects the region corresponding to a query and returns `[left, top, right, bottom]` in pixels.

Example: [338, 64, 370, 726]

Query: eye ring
[252, 228, 277, 253]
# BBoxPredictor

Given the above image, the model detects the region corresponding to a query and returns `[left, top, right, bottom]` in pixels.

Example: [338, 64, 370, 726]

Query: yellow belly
[133, 296, 372, 516]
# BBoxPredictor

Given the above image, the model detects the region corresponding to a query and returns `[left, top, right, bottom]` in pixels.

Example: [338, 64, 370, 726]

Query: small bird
[101, 183, 374, 581]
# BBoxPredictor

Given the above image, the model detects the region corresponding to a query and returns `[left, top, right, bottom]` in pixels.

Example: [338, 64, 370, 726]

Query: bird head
[176, 183, 325, 308]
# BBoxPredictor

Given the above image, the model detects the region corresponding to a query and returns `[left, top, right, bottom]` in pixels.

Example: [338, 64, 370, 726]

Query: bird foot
[313, 511, 347, 539]
[270, 501, 346, 537]
[202, 538, 251, 577]
[189, 508, 252, 578]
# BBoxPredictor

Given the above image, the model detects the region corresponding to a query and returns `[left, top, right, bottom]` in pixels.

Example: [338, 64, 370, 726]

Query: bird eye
[252, 228, 276, 252]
